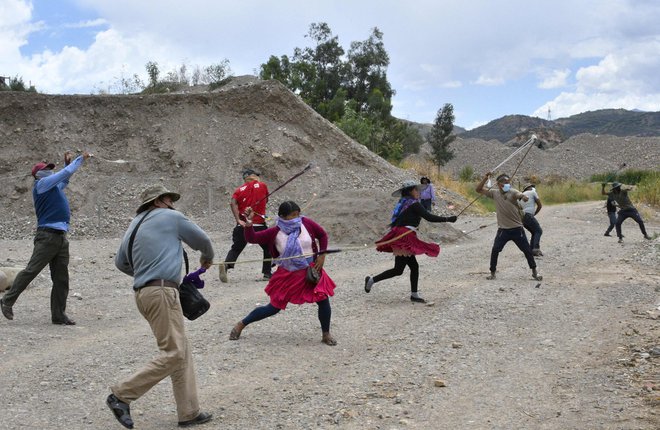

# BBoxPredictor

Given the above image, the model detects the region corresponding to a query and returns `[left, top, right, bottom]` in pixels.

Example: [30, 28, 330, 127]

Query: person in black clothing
[602, 181, 651, 243]
[364, 180, 457, 303]
[604, 195, 617, 237]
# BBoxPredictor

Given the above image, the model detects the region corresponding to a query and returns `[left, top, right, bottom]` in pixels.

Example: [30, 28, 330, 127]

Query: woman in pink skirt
[229, 201, 338, 345]
[365, 180, 457, 303]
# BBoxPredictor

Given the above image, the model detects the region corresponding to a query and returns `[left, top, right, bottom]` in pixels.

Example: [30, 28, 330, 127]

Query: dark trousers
[615, 208, 648, 238]
[241, 298, 332, 333]
[2, 229, 70, 321]
[421, 199, 432, 212]
[522, 213, 543, 250]
[373, 255, 420, 293]
[489, 227, 536, 273]
[224, 224, 272, 275]
[605, 211, 617, 235]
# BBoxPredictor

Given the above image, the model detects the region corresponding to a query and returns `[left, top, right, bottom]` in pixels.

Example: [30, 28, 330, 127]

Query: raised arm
[476, 172, 491, 196]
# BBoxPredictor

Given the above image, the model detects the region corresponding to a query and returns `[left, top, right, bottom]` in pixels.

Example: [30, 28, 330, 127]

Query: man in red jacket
[219, 169, 272, 282]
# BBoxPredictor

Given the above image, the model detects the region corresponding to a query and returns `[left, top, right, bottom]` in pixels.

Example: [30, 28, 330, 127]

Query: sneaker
[644, 235, 652, 240]
[532, 249, 543, 257]
[532, 269, 543, 281]
[262, 273, 272, 281]
[364, 276, 374, 293]
[604, 232, 611, 237]
[218, 263, 228, 283]
[0, 298, 13, 320]
[178, 412, 212, 427]
[410, 295, 427, 303]
[106, 394, 134, 429]
[618, 238, 624, 243]
[486, 272, 496, 280]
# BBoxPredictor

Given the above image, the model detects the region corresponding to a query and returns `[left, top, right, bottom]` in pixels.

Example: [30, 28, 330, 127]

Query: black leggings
[373, 255, 419, 293]
[241, 298, 332, 333]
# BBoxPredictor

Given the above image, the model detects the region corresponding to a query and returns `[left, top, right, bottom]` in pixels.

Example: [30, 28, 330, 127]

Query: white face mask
[502, 183, 511, 192]
[35, 170, 54, 179]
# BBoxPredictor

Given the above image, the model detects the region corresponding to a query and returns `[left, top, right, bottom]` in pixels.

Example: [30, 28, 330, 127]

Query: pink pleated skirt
[375, 226, 440, 257]
[265, 263, 336, 310]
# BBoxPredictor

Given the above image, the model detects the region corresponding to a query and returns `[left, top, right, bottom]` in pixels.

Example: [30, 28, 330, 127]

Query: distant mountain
[402, 120, 466, 138]
[459, 109, 660, 144]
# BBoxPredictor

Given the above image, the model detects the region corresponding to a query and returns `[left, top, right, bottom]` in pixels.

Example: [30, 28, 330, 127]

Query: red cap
[31, 162, 55, 178]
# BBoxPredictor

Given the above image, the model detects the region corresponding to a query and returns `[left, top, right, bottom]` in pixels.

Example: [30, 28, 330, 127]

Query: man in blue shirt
[1, 151, 90, 325]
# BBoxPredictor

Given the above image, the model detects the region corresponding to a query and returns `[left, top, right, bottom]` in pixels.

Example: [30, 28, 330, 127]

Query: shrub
[459, 165, 474, 182]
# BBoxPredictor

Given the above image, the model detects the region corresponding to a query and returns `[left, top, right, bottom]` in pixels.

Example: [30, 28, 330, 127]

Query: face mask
[502, 183, 511, 192]
[35, 170, 54, 179]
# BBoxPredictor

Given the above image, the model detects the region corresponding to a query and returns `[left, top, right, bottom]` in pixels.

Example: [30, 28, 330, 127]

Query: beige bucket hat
[137, 184, 180, 213]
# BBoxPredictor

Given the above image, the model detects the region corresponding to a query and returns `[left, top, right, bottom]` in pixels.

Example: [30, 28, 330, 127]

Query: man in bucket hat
[601, 181, 651, 243]
[219, 168, 272, 283]
[108, 184, 215, 429]
[1, 151, 91, 325]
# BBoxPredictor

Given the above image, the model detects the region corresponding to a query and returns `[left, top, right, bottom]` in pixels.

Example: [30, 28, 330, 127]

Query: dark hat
[137, 184, 180, 213]
[522, 183, 535, 191]
[242, 168, 260, 179]
[392, 179, 428, 197]
[31, 162, 55, 178]
[420, 176, 431, 184]
[611, 181, 622, 189]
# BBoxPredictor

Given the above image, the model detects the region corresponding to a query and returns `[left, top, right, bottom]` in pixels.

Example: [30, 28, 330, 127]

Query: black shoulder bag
[127, 210, 210, 321]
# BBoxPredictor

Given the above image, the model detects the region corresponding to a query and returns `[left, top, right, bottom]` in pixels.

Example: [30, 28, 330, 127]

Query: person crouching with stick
[229, 201, 338, 346]
[364, 180, 457, 304]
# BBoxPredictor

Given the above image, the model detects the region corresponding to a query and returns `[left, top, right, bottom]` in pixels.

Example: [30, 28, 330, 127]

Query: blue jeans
[522, 213, 543, 250]
[489, 227, 536, 273]
[605, 211, 617, 235]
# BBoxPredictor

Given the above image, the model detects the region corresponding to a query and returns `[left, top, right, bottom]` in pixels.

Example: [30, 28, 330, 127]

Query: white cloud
[534, 37, 660, 118]
[63, 18, 108, 29]
[474, 75, 505, 86]
[537, 69, 570, 89]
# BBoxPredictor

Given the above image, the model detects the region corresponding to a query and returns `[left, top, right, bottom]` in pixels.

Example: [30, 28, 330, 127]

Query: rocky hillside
[0, 78, 466, 243]
[460, 109, 660, 143]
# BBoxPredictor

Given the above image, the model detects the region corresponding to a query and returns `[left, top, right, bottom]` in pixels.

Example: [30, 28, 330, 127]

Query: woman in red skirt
[365, 180, 457, 303]
[229, 201, 338, 345]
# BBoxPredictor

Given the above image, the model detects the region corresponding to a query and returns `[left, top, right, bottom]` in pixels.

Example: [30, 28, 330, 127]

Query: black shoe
[262, 273, 272, 280]
[178, 412, 213, 427]
[52, 315, 76, 325]
[106, 394, 134, 429]
[1, 298, 13, 320]
[410, 295, 427, 303]
[604, 232, 611, 237]
[364, 276, 374, 293]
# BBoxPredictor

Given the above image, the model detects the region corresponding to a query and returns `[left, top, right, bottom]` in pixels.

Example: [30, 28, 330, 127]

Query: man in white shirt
[520, 183, 543, 256]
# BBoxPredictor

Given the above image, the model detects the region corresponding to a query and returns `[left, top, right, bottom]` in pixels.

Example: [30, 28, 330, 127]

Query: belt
[37, 227, 66, 235]
[142, 279, 179, 289]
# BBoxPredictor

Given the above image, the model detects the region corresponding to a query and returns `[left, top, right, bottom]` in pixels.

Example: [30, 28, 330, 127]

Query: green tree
[428, 103, 456, 166]
[145, 61, 160, 87]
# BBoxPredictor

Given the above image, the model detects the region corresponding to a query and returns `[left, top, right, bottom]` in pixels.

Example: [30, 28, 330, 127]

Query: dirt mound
[0, 79, 468, 244]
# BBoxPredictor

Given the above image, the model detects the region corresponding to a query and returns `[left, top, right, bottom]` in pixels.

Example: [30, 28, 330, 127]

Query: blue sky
[3, 0, 660, 129]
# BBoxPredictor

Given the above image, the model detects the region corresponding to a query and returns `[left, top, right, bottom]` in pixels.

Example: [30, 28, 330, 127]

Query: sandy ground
[0, 201, 658, 430]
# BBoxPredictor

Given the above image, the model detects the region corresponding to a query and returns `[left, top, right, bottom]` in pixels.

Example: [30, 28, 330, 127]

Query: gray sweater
[115, 208, 215, 289]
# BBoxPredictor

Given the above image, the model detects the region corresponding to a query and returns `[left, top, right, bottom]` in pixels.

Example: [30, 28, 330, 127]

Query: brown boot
[229, 321, 245, 340]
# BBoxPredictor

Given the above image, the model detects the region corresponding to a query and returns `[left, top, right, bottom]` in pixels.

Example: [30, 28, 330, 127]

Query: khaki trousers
[111, 286, 199, 421]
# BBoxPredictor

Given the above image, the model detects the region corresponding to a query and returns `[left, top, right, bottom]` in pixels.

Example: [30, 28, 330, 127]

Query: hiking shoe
[364, 276, 374, 293]
[1, 298, 13, 320]
[178, 412, 212, 427]
[618, 238, 624, 243]
[218, 263, 228, 283]
[486, 272, 496, 280]
[106, 394, 134, 429]
[532, 269, 543, 281]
